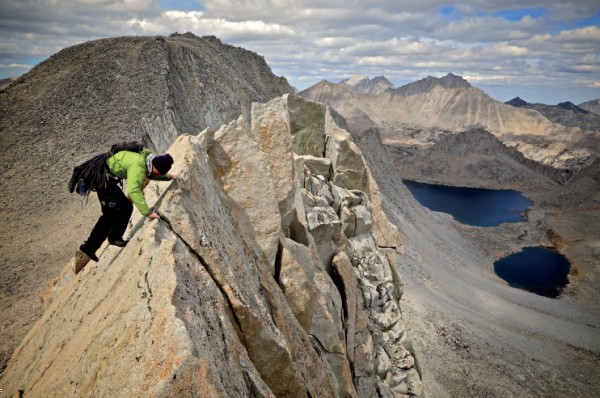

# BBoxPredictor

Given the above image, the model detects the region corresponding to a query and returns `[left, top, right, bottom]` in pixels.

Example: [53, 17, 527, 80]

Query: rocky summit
[0, 94, 422, 397]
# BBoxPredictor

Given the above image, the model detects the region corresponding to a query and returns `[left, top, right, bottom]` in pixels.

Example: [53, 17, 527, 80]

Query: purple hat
[153, 154, 173, 175]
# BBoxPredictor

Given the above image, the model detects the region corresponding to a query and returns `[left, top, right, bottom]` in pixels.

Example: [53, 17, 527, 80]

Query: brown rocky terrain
[341, 75, 394, 95]
[0, 77, 16, 91]
[390, 127, 572, 188]
[0, 32, 292, 376]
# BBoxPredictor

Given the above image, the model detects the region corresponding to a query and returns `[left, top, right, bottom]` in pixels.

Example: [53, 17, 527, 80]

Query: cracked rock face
[1, 95, 421, 397]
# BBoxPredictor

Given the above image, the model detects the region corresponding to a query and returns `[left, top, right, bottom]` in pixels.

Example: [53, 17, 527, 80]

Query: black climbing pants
[82, 177, 133, 253]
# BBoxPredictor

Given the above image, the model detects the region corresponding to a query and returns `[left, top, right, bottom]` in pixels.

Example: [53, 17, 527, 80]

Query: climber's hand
[170, 174, 185, 188]
[147, 212, 161, 220]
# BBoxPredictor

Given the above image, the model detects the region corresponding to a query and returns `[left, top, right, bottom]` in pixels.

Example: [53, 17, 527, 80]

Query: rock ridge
[0, 94, 422, 397]
[0, 33, 293, 369]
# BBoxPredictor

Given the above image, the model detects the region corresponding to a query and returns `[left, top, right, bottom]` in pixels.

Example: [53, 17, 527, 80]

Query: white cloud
[479, 43, 530, 57]
[556, 26, 600, 43]
[435, 15, 545, 42]
[127, 10, 295, 39]
[0, 62, 32, 68]
[314, 37, 356, 49]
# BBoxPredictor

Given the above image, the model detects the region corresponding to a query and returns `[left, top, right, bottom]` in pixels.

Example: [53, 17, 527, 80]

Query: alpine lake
[403, 180, 571, 298]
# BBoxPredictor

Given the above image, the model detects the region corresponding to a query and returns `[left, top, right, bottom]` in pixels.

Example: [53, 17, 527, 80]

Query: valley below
[354, 129, 600, 397]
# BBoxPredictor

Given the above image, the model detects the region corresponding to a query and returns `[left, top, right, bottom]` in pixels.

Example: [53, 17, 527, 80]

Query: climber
[79, 150, 178, 262]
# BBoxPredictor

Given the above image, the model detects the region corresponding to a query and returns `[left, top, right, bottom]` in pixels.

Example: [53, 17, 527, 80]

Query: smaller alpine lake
[403, 180, 533, 227]
[494, 247, 570, 298]
[403, 180, 571, 297]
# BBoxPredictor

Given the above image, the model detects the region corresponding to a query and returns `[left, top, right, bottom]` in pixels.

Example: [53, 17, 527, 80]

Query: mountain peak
[506, 97, 529, 107]
[391, 73, 471, 96]
[341, 75, 394, 94]
[557, 101, 589, 114]
[439, 73, 471, 89]
[343, 75, 369, 86]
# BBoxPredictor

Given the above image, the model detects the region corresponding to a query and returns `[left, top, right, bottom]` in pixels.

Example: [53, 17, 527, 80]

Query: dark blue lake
[494, 247, 570, 298]
[403, 180, 533, 227]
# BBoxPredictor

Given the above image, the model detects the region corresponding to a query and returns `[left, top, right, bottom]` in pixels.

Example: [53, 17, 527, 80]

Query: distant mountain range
[0, 77, 16, 90]
[299, 74, 599, 171]
[505, 97, 600, 131]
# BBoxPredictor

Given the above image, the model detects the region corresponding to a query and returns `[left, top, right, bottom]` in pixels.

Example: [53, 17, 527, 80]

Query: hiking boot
[109, 238, 128, 247]
[79, 244, 99, 262]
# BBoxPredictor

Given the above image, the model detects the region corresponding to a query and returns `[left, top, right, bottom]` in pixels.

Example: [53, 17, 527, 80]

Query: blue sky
[1, 0, 599, 104]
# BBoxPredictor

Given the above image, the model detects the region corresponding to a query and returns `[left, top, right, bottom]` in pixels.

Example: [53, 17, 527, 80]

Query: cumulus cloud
[478, 43, 530, 57]
[127, 10, 294, 40]
[0, 63, 32, 68]
[435, 15, 545, 42]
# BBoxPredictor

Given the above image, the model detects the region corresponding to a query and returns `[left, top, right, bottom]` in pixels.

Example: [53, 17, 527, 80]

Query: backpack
[68, 141, 144, 196]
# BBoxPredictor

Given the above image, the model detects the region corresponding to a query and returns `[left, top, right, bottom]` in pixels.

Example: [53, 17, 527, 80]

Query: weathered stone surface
[278, 237, 318, 331]
[287, 94, 327, 157]
[305, 175, 336, 205]
[6, 222, 277, 397]
[325, 108, 368, 191]
[153, 135, 336, 398]
[300, 154, 332, 179]
[40, 257, 77, 311]
[331, 252, 358, 363]
[251, 94, 297, 227]
[303, 190, 345, 268]
[365, 165, 404, 249]
[204, 115, 282, 270]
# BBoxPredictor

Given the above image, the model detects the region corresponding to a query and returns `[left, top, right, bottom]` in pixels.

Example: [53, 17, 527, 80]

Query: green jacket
[106, 149, 171, 216]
